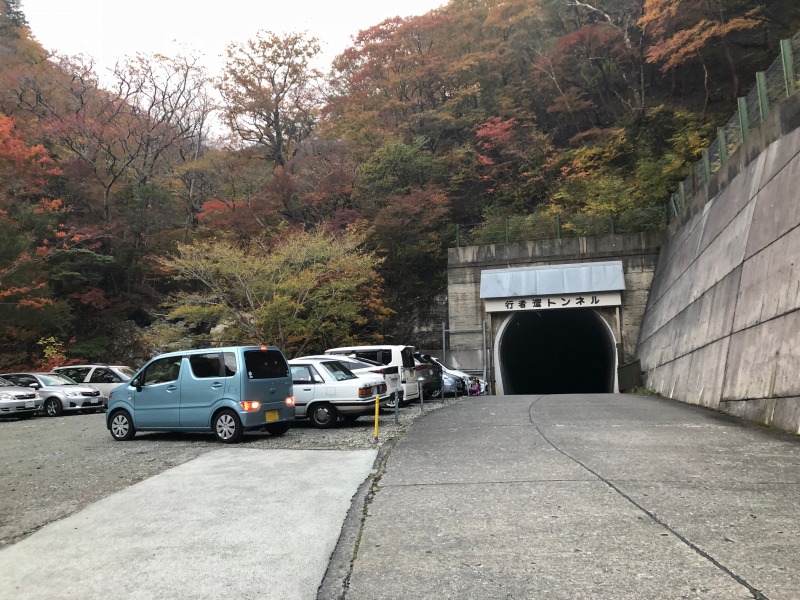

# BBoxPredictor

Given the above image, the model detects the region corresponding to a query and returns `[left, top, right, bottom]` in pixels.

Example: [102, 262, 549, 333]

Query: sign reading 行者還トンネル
[485, 291, 621, 312]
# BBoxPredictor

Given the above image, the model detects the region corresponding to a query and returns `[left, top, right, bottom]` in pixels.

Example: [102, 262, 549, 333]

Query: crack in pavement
[527, 394, 770, 600]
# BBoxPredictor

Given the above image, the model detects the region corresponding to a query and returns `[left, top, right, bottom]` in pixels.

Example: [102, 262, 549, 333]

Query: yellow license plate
[265, 410, 279, 423]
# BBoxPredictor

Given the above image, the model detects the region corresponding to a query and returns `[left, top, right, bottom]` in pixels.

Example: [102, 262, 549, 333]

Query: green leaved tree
[158, 224, 391, 357]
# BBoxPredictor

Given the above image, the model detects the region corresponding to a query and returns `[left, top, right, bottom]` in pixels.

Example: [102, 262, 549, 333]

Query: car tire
[109, 410, 136, 441]
[308, 403, 338, 428]
[214, 409, 244, 443]
[265, 422, 290, 437]
[426, 387, 442, 399]
[43, 397, 63, 417]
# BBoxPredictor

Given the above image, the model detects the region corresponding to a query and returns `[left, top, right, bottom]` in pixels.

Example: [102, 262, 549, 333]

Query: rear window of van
[244, 350, 289, 379]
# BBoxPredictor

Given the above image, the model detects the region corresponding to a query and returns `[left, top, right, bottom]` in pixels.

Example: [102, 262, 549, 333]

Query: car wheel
[308, 403, 338, 428]
[214, 409, 243, 443]
[43, 397, 63, 417]
[265, 422, 290, 437]
[109, 410, 136, 441]
[426, 387, 442, 399]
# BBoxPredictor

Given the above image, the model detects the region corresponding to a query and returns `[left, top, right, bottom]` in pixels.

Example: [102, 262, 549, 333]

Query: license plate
[265, 410, 279, 422]
[25, 401, 34, 409]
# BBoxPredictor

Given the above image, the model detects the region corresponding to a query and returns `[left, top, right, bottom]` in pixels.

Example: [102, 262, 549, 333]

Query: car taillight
[379, 383, 387, 393]
[285, 395, 295, 406]
[240, 401, 260, 411]
[358, 386, 373, 398]
[415, 365, 426, 371]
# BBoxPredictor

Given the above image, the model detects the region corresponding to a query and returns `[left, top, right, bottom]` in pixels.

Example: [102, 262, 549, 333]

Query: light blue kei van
[106, 345, 295, 443]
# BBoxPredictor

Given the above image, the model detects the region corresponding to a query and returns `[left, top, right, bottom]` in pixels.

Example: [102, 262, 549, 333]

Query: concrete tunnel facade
[480, 261, 625, 396]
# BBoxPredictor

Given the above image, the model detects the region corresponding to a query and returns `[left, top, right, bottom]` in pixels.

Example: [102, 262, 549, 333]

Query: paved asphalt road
[331, 394, 800, 600]
[1, 393, 799, 600]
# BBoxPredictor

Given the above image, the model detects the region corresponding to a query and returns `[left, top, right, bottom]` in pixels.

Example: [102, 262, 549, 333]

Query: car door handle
[166, 385, 178, 392]
[211, 383, 222, 389]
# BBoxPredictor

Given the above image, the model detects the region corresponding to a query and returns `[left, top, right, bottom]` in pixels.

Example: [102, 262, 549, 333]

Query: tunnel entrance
[497, 309, 616, 394]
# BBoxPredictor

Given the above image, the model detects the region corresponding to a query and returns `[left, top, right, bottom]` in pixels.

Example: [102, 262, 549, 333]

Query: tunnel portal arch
[480, 261, 625, 396]
[493, 309, 618, 395]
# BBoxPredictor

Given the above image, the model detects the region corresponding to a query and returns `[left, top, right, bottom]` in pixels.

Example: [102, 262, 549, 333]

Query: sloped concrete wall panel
[697, 154, 764, 253]
[637, 96, 800, 434]
[758, 123, 800, 187]
[646, 208, 705, 308]
[734, 222, 800, 331]
[723, 310, 800, 401]
[639, 202, 751, 343]
[745, 149, 800, 260]
[686, 338, 729, 410]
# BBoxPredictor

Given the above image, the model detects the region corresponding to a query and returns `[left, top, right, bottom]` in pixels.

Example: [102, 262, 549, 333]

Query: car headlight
[0, 393, 13, 401]
[66, 391, 82, 397]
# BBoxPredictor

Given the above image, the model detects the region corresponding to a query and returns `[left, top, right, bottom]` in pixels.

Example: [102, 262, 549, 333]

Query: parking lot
[0, 396, 463, 549]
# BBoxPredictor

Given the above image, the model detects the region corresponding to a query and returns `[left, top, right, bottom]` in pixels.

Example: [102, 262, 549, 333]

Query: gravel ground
[0, 395, 467, 549]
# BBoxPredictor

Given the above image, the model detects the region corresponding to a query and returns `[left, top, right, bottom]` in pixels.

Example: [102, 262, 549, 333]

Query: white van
[324, 345, 420, 405]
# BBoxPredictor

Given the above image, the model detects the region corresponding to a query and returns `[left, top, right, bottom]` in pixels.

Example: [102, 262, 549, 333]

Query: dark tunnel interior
[499, 309, 615, 394]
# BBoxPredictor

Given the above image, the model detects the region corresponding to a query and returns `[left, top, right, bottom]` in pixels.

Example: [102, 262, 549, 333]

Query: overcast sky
[22, 0, 447, 75]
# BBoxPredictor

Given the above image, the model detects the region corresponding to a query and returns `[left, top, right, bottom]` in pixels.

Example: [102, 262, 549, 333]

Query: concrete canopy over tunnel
[480, 261, 624, 395]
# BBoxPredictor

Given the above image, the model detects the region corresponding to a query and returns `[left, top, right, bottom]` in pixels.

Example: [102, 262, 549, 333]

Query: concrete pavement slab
[337, 394, 800, 599]
[0, 448, 376, 600]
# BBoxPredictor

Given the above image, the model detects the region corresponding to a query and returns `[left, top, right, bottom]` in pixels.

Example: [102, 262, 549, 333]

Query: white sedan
[289, 358, 389, 428]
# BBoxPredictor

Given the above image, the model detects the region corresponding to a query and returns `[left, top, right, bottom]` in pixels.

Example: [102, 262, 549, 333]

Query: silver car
[51, 364, 134, 402]
[0, 372, 104, 417]
[0, 376, 43, 419]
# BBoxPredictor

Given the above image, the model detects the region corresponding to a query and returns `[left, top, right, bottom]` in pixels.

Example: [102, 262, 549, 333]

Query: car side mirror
[28, 383, 41, 389]
[132, 377, 142, 392]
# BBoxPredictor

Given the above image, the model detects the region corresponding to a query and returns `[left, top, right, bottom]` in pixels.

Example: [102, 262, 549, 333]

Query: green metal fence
[667, 32, 800, 222]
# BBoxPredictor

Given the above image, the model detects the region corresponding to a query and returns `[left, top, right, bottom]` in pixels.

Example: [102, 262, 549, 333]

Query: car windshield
[0, 376, 11, 386]
[39, 373, 77, 385]
[115, 366, 136, 379]
[319, 361, 357, 381]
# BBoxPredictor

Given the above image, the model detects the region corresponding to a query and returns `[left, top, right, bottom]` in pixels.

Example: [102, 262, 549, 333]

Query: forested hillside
[1, 0, 798, 368]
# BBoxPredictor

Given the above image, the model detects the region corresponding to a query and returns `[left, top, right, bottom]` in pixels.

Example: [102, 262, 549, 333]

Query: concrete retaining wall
[637, 94, 800, 434]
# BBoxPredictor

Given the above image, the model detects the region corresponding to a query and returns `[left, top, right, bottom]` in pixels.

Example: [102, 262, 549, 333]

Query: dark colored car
[414, 353, 468, 396]
[413, 353, 444, 399]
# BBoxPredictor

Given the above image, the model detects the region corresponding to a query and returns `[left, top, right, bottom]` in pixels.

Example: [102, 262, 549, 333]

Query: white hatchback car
[289, 358, 389, 428]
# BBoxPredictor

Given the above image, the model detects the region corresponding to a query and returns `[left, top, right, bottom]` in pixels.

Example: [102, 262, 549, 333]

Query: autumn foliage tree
[0, 0, 797, 367]
[640, 0, 768, 105]
[219, 31, 322, 168]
